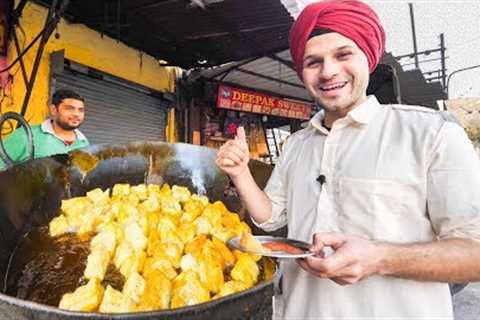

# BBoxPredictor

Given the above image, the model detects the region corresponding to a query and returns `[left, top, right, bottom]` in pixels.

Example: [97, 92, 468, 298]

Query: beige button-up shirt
[256, 96, 480, 319]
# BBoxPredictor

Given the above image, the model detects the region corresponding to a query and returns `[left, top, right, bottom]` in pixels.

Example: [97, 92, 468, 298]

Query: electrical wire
[10, 23, 27, 78]
[0, 18, 56, 74]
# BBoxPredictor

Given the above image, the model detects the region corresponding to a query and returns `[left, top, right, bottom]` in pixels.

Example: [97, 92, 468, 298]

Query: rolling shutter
[53, 69, 168, 145]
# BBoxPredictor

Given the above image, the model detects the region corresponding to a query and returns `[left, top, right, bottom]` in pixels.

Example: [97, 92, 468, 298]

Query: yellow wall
[1, 1, 179, 127]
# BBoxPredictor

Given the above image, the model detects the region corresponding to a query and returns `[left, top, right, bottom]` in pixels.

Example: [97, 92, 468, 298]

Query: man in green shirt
[0, 89, 89, 169]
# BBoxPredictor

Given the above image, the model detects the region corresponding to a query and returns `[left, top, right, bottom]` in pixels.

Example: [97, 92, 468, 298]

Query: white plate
[228, 235, 315, 259]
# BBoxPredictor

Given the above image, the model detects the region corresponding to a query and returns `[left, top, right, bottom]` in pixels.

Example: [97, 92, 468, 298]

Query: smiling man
[0, 89, 89, 169]
[215, 0, 480, 319]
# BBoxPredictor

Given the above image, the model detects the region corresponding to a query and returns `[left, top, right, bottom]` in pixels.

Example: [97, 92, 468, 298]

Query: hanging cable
[0, 20, 56, 74]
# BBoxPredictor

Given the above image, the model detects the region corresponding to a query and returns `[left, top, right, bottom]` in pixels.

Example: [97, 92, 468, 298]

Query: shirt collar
[309, 95, 381, 133]
[41, 119, 87, 141]
[347, 95, 381, 124]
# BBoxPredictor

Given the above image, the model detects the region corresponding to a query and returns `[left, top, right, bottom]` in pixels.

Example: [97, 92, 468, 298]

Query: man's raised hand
[215, 127, 250, 178]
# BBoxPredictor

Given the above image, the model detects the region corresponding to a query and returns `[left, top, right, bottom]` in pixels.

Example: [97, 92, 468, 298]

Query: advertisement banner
[216, 84, 312, 120]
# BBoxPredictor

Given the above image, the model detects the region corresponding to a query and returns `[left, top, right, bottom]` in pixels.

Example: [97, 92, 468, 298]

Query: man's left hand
[297, 232, 384, 285]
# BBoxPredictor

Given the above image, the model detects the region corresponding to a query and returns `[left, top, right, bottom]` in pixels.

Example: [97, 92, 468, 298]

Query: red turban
[289, 0, 386, 80]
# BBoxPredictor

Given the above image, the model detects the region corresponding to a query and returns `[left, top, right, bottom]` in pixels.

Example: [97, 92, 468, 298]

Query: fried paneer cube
[184, 235, 208, 255]
[197, 259, 224, 294]
[131, 184, 148, 201]
[230, 254, 259, 287]
[221, 211, 241, 229]
[162, 242, 182, 268]
[94, 210, 117, 234]
[122, 271, 146, 304]
[190, 194, 209, 207]
[211, 227, 237, 243]
[119, 251, 146, 279]
[160, 195, 182, 217]
[159, 183, 172, 196]
[201, 242, 225, 270]
[211, 200, 228, 213]
[171, 185, 191, 203]
[91, 225, 117, 257]
[157, 215, 178, 236]
[214, 281, 249, 299]
[194, 216, 212, 235]
[181, 247, 224, 294]
[157, 216, 184, 250]
[177, 222, 197, 245]
[49, 215, 70, 237]
[230, 221, 252, 238]
[86, 188, 110, 205]
[211, 236, 236, 268]
[147, 183, 161, 195]
[84, 245, 111, 281]
[181, 199, 204, 223]
[99, 285, 135, 313]
[137, 270, 172, 311]
[77, 210, 102, 235]
[112, 183, 130, 198]
[202, 204, 223, 228]
[233, 249, 261, 262]
[113, 241, 134, 269]
[59, 279, 104, 312]
[145, 212, 160, 237]
[124, 219, 147, 252]
[140, 194, 161, 214]
[180, 253, 199, 273]
[146, 229, 162, 257]
[125, 193, 140, 206]
[117, 203, 139, 223]
[143, 255, 177, 280]
[171, 271, 210, 308]
[61, 197, 90, 217]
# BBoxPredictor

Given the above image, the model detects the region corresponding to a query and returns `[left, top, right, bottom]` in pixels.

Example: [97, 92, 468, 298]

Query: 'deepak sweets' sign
[217, 84, 312, 120]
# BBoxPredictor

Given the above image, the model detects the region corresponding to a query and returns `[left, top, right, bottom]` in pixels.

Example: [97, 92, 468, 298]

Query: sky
[285, 0, 480, 99]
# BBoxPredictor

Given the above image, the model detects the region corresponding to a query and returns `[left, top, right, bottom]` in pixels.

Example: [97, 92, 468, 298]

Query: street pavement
[453, 282, 480, 320]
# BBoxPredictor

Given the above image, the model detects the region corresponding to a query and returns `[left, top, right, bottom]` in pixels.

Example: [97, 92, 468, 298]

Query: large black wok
[0, 142, 275, 320]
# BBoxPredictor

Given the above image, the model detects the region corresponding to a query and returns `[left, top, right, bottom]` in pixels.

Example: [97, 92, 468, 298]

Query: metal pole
[260, 120, 273, 165]
[409, 3, 420, 69]
[446, 65, 480, 97]
[444, 64, 480, 109]
[440, 33, 447, 92]
[271, 127, 279, 157]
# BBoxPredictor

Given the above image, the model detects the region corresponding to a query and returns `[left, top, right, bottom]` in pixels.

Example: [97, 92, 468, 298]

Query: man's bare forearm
[231, 169, 272, 224]
[377, 238, 480, 282]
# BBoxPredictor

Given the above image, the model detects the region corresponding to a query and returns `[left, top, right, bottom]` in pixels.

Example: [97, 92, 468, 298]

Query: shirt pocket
[337, 178, 430, 242]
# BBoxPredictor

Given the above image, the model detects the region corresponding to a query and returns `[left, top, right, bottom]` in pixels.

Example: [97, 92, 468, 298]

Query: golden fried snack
[99, 285, 135, 313]
[239, 231, 271, 255]
[59, 279, 104, 312]
[54, 182, 272, 313]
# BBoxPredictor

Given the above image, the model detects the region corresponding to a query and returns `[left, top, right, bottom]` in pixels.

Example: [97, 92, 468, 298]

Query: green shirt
[0, 119, 89, 169]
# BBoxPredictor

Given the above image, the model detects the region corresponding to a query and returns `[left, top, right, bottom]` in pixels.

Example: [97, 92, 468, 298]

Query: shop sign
[216, 84, 312, 120]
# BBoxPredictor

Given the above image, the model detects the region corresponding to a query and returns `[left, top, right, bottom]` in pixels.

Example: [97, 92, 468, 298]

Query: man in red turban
[216, 1, 480, 319]
[290, 0, 386, 80]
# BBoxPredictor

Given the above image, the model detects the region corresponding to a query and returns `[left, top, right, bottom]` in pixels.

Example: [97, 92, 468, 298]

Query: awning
[34, 0, 294, 69]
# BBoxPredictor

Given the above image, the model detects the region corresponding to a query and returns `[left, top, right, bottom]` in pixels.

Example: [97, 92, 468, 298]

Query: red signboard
[216, 85, 312, 120]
